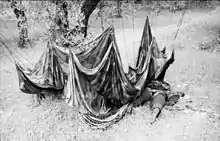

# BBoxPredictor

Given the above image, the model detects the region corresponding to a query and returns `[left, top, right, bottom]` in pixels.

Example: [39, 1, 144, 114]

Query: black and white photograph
[0, 0, 220, 141]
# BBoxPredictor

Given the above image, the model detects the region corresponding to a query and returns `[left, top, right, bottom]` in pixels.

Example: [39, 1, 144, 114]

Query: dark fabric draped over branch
[64, 17, 174, 129]
[15, 42, 67, 94]
[15, 16, 174, 129]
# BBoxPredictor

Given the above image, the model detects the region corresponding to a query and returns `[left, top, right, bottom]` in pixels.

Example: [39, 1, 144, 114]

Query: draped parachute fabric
[15, 27, 113, 94]
[53, 27, 115, 73]
[65, 17, 175, 129]
[127, 17, 174, 85]
[135, 16, 153, 72]
[14, 16, 175, 129]
[15, 41, 67, 94]
[65, 37, 136, 129]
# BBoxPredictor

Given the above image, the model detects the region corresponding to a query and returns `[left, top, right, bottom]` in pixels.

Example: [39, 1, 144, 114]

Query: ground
[0, 5, 220, 141]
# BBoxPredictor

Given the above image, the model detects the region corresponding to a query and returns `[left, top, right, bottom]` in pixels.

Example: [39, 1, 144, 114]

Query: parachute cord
[173, 0, 189, 41]
[14, 46, 34, 66]
[0, 37, 29, 68]
[0, 38, 17, 62]
[132, 4, 135, 49]
[121, 17, 128, 60]
[132, 3, 136, 66]
[1, 48, 14, 63]
[0, 33, 34, 67]
[6, 39, 34, 65]
[150, 6, 157, 34]
[165, 0, 189, 48]
[173, 9, 187, 40]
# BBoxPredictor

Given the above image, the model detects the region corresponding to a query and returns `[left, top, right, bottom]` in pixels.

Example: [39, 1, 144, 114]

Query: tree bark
[53, 1, 69, 33]
[116, 0, 122, 18]
[97, 0, 105, 31]
[49, 0, 100, 39]
[49, 0, 69, 40]
[135, 0, 142, 4]
[78, 0, 101, 37]
[10, 0, 28, 48]
[46, 0, 69, 43]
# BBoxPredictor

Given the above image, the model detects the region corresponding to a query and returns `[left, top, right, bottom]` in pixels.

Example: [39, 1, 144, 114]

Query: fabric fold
[15, 41, 67, 94]
[15, 16, 175, 129]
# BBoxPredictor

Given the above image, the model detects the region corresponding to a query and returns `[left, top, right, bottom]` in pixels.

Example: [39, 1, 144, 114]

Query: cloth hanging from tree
[64, 17, 174, 129]
[14, 16, 175, 129]
[15, 41, 67, 94]
[15, 26, 113, 94]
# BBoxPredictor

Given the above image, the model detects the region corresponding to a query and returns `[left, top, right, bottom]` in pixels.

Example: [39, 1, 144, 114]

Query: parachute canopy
[64, 17, 174, 129]
[14, 16, 174, 129]
[15, 41, 67, 94]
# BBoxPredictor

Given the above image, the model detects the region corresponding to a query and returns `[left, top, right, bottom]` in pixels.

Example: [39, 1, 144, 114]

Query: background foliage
[0, 0, 217, 44]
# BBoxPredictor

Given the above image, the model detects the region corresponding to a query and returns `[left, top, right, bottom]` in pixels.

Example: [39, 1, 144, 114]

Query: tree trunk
[53, 1, 69, 33]
[49, 1, 69, 40]
[135, 0, 142, 4]
[98, 0, 105, 31]
[78, 0, 101, 37]
[47, 0, 69, 43]
[116, 0, 122, 18]
[10, 0, 28, 48]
